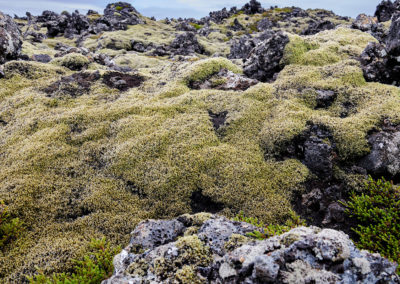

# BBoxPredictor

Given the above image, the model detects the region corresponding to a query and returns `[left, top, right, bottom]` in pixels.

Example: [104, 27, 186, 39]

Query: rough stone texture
[0, 11, 22, 64]
[386, 11, 400, 55]
[32, 54, 52, 63]
[360, 12, 400, 86]
[170, 32, 205, 55]
[257, 17, 274, 31]
[243, 31, 289, 82]
[352, 14, 379, 32]
[229, 35, 257, 59]
[359, 124, 400, 181]
[102, 2, 143, 30]
[43, 71, 101, 98]
[301, 20, 335, 35]
[241, 0, 264, 15]
[104, 215, 399, 284]
[375, 0, 397, 22]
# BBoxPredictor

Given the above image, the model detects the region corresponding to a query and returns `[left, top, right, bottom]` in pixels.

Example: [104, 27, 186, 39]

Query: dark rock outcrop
[0, 11, 22, 64]
[301, 20, 335, 35]
[359, 123, 400, 181]
[241, 0, 264, 15]
[243, 31, 289, 82]
[170, 32, 205, 55]
[375, 0, 397, 22]
[104, 214, 399, 284]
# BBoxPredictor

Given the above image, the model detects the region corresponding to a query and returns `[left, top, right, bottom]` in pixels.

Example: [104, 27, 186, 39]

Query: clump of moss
[183, 57, 241, 87]
[344, 177, 400, 273]
[28, 238, 120, 283]
[115, 6, 123, 11]
[51, 53, 90, 71]
[189, 23, 203, 30]
[0, 201, 24, 249]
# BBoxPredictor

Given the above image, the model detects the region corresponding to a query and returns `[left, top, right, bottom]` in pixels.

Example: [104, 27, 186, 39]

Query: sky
[0, 0, 380, 19]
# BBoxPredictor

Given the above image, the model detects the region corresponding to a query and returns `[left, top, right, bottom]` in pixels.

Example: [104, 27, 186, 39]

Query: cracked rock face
[0, 11, 22, 64]
[103, 214, 399, 284]
[359, 124, 400, 181]
[243, 31, 289, 82]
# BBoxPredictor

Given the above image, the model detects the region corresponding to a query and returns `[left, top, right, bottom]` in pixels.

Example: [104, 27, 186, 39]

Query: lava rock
[302, 20, 335, 35]
[386, 11, 400, 55]
[103, 2, 143, 27]
[352, 14, 379, 32]
[257, 17, 274, 31]
[0, 11, 22, 64]
[229, 35, 257, 59]
[102, 71, 145, 91]
[359, 125, 400, 180]
[170, 32, 205, 55]
[243, 31, 289, 82]
[31, 54, 52, 63]
[316, 90, 337, 108]
[241, 0, 264, 15]
[43, 71, 101, 98]
[375, 0, 396, 22]
[104, 215, 400, 284]
[208, 7, 236, 24]
[230, 18, 244, 31]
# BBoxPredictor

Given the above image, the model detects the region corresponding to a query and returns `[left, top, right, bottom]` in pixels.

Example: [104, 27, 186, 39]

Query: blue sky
[0, 0, 380, 19]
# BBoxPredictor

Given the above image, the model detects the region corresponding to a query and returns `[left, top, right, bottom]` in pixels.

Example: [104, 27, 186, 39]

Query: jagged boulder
[375, 0, 397, 22]
[241, 0, 264, 15]
[170, 32, 205, 55]
[360, 12, 400, 86]
[301, 20, 335, 35]
[0, 11, 22, 64]
[359, 123, 400, 181]
[104, 214, 399, 284]
[243, 31, 289, 82]
[208, 7, 236, 24]
[102, 2, 143, 28]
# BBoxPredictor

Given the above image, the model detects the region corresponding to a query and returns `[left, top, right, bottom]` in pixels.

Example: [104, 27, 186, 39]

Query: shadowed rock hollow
[0, 0, 400, 282]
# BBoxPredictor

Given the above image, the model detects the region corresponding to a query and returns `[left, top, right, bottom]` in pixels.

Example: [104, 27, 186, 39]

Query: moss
[283, 28, 377, 66]
[51, 53, 90, 71]
[183, 57, 242, 86]
[176, 235, 212, 266]
[175, 265, 204, 284]
[189, 23, 203, 30]
[224, 234, 251, 252]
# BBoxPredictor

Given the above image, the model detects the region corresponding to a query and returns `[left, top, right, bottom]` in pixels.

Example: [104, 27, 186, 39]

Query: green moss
[0, 201, 24, 249]
[176, 235, 212, 266]
[183, 57, 242, 86]
[189, 22, 203, 30]
[51, 53, 90, 71]
[115, 6, 123, 11]
[28, 238, 120, 283]
[175, 265, 203, 284]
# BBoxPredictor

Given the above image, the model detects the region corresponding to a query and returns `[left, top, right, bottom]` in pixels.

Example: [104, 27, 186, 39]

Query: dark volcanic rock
[102, 71, 145, 91]
[230, 18, 244, 31]
[359, 124, 400, 181]
[386, 11, 400, 55]
[208, 7, 236, 24]
[43, 71, 101, 98]
[229, 35, 257, 59]
[257, 17, 274, 31]
[170, 32, 205, 55]
[103, 2, 143, 27]
[301, 20, 335, 35]
[243, 31, 289, 82]
[0, 11, 22, 64]
[352, 14, 379, 32]
[241, 0, 264, 15]
[104, 214, 400, 284]
[32, 54, 52, 63]
[375, 0, 396, 22]
[360, 12, 400, 86]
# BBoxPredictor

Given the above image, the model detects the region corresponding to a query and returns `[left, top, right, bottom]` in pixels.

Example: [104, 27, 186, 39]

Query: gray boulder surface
[103, 214, 399, 284]
[0, 11, 22, 64]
